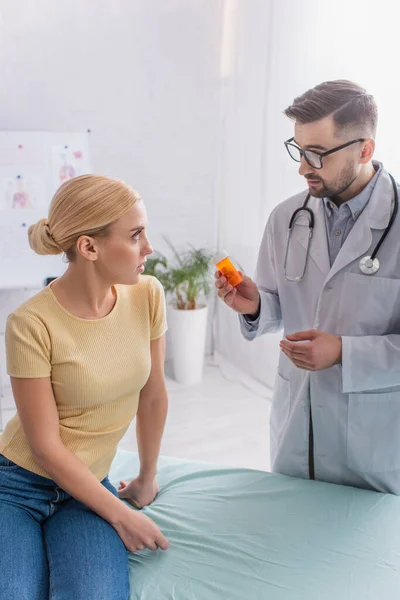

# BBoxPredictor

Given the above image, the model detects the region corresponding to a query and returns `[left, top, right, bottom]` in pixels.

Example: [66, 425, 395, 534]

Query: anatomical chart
[51, 146, 86, 191]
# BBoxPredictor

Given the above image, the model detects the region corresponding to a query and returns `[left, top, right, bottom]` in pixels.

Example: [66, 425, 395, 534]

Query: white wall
[0, 0, 224, 370]
[0, 0, 223, 253]
[262, 0, 400, 207]
[212, 0, 280, 395]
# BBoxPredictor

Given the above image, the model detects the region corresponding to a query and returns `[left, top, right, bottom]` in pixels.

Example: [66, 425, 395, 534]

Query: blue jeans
[0, 454, 130, 600]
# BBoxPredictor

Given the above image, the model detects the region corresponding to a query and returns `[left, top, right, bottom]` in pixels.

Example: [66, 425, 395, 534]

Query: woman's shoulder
[116, 277, 166, 326]
[6, 289, 52, 356]
[117, 276, 164, 301]
[8, 287, 53, 326]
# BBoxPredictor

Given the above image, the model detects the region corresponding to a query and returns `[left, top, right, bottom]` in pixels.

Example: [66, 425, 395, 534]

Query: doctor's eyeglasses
[284, 137, 366, 169]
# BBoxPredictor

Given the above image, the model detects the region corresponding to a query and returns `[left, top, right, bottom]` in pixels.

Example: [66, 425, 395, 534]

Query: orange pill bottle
[213, 251, 243, 287]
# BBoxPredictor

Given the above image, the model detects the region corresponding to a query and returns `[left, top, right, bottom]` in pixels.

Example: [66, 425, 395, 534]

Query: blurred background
[0, 0, 399, 469]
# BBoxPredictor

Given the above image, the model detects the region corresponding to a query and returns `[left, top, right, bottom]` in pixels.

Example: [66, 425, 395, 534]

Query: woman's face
[94, 200, 153, 285]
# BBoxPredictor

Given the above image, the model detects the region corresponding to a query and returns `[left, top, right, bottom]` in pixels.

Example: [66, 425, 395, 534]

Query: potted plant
[145, 241, 213, 384]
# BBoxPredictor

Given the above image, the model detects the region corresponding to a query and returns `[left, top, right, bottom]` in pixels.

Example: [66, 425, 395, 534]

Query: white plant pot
[167, 304, 208, 384]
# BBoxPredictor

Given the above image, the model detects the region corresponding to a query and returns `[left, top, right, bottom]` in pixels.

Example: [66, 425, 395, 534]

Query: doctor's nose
[298, 156, 314, 177]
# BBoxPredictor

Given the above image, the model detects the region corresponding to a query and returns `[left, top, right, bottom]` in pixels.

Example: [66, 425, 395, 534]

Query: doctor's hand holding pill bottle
[214, 251, 260, 316]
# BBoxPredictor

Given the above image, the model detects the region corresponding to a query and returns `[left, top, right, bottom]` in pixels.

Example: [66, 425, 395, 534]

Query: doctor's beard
[305, 160, 359, 199]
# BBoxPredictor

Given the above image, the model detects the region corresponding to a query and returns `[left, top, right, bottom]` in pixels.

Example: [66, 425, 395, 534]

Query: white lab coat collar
[364, 162, 393, 230]
[325, 163, 394, 283]
[294, 162, 395, 282]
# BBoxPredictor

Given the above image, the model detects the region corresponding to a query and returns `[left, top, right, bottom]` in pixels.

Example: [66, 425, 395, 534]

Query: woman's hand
[118, 475, 158, 509]
[112, 507, 169, 552]
[115, 476, 168, 552]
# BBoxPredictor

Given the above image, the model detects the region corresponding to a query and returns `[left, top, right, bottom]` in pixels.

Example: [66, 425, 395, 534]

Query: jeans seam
[44, 529, 57, 600]
[0, 465, 20, 470]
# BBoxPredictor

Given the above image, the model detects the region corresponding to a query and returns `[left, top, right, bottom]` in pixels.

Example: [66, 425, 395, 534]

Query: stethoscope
[284, 173, 398, 282]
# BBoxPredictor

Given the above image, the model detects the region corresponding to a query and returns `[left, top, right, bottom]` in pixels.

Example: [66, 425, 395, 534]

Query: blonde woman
[0, 175, 169, 599]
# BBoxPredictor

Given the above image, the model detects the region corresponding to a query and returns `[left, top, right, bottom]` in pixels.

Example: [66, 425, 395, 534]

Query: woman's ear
[76, 236, 99, 261]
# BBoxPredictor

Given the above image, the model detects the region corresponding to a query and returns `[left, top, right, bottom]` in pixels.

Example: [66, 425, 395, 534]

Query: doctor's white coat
[241, 165, 400, 493]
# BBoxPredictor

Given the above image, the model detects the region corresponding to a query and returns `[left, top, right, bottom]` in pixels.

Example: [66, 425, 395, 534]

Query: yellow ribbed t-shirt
[0, 275, 167, 480]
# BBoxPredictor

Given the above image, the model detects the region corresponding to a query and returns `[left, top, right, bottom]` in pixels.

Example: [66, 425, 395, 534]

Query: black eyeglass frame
[284, 137, 366, 169]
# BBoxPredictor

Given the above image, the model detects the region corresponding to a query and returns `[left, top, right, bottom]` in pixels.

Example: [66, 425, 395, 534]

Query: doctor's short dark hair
[284, 80, 378, 139]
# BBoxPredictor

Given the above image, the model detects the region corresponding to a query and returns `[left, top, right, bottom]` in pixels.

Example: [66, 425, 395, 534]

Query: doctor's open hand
[280, 330, 342, 371]
[215, 270, 260, 315]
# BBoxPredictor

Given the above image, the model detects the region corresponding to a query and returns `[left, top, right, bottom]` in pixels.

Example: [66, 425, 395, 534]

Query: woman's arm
[118, 335, 168, 506]
[10, 376, 168, 551]
[137, 335, 168, 478]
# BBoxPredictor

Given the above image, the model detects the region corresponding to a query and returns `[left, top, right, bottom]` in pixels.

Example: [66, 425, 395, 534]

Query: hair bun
[28, 218, 63, 256]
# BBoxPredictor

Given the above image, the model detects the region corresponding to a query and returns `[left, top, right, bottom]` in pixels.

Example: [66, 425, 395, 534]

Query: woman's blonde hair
[29, 174, 140, 260]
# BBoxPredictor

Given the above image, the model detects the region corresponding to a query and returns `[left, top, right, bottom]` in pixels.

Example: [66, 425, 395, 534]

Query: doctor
[215, 80, 400, 494]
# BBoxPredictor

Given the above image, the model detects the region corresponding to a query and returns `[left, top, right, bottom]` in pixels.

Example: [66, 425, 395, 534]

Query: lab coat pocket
[337, 272, 400, 336]
[270, 373, 291, 457]
[347, 391, 400, 473]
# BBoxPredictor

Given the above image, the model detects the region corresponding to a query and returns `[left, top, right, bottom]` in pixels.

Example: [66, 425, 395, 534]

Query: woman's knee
[54, 561, 130, 600]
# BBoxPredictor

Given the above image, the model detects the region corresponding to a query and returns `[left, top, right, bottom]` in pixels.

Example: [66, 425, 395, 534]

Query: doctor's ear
[360, 139, 375, 164]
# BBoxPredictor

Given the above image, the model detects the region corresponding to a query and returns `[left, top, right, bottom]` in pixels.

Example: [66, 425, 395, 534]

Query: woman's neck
[51, 265, 116, 320]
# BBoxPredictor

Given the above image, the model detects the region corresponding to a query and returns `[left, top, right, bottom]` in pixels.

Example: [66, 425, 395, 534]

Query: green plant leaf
[146, 243, 214, 310]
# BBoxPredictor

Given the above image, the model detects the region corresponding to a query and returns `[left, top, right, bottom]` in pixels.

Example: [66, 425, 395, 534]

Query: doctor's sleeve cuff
[239, 289, 282, 341]
[341, 334, 400, 393]
[239, 312, 260, 340]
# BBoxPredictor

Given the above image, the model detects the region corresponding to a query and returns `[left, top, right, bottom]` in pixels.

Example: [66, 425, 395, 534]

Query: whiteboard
[0, 131, 91, 288]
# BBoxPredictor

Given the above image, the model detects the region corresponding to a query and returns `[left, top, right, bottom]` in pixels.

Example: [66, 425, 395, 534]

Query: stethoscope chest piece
[359, 255, 380, 275]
